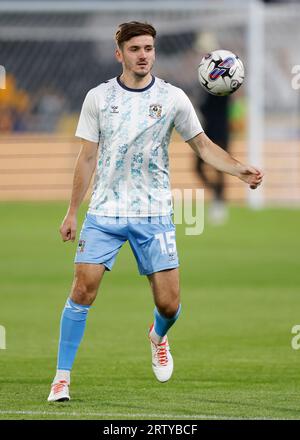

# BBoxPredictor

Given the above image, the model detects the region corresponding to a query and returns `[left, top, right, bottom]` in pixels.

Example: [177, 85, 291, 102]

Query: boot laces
[52, 380, 68, 394]
[155, 341, 168, 366]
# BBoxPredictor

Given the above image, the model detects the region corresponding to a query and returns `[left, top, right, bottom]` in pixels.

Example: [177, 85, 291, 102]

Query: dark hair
[115, 21, 156, 48]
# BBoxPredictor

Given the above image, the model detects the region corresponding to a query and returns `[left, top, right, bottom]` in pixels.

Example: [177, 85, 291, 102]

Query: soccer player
[196, 92, 231, 225]
[47, 21, 263, 402]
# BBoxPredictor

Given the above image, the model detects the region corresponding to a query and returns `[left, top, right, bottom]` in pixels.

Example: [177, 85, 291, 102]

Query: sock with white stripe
[150, 304, 181, 344]
[56, 298, 90, 378]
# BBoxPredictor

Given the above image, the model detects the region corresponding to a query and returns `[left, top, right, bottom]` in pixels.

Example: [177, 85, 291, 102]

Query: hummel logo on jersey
[110, 105, 119, 113]
[149, 104, 162, 119]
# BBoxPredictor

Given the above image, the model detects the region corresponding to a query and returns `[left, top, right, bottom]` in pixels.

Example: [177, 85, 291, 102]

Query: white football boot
[149, 324, 173, 382]
[47, 380, 70, 402]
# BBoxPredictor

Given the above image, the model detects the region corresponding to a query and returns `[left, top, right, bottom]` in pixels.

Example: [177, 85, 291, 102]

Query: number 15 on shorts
[155, 231, 177, 255]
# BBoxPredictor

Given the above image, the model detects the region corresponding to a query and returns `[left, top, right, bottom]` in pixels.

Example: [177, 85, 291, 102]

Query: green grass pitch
[0, 201, 300, 420]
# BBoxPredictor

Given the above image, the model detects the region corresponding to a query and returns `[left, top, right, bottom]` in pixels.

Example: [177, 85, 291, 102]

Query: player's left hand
[237, 165, 264, 189]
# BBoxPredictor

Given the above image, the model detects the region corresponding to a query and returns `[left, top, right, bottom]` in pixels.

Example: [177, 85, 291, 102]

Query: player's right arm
[60, 139, 98, 242]
[61, 87, 100, 242]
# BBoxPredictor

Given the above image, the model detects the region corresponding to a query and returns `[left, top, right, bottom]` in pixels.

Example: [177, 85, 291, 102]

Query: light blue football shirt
[75, 76, 203, 217]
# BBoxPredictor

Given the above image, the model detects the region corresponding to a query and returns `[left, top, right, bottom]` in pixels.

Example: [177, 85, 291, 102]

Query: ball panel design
[198, 50, 245, 96]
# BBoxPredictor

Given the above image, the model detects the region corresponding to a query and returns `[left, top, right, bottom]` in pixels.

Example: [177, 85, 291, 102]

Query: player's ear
[115, 47, 123, 64]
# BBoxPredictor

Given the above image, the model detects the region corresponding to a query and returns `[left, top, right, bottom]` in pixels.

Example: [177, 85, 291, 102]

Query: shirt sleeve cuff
[75, 132, 99, 143]
[183, 129, 204, 142]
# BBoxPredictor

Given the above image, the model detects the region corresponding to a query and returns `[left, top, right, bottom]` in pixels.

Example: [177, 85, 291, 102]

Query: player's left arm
[187, 132, 264, 189]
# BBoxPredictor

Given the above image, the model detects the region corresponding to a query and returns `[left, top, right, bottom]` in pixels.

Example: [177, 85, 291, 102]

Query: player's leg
[214, 170, 225, 202]
[48, 263, 105, 402]
[48, 214, 127, 402]
[147, 268, 181, 382]
[128, 216, 180, 382]
[148, 268, 181, 340]
[56, 263, 105, 377]
[208, 139, 229, 225]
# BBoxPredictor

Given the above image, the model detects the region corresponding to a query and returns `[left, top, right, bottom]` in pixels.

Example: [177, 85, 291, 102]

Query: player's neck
[119, 72, 153, 90]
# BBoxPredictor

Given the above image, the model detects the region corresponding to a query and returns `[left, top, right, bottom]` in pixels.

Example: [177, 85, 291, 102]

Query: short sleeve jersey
[75, 76, 203, 217]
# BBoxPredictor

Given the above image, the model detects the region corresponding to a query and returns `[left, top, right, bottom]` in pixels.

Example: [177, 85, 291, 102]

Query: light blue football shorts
[74, 214, 179, 275]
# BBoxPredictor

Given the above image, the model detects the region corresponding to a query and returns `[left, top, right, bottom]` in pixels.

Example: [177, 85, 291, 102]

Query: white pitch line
[0, 410, 291, 420]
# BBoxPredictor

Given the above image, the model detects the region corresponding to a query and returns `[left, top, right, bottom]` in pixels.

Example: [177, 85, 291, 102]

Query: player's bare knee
[157, 300, 180, 319]
[71, 290, 96, 306]
[71, 280, 97, 305]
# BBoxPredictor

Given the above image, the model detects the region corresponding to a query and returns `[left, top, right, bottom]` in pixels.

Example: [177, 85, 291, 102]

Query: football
[198, 49, 245, 96]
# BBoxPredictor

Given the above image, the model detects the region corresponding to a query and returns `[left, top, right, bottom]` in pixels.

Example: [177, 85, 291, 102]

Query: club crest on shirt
[168, 252, 177, 262]
[149, 104, 162, 119]
[78, 240, 85, 253]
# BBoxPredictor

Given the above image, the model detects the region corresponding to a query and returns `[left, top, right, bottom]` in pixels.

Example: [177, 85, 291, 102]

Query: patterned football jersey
[75, 76, 203, 217]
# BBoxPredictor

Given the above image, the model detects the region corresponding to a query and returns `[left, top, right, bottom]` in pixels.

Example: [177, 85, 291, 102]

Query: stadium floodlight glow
[0, 65, 6, 89]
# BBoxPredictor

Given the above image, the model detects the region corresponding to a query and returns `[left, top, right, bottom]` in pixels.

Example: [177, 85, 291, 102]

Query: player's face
[116, 35, 155, 78]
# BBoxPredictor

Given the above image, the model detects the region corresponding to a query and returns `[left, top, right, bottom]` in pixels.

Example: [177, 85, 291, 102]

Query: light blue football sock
[57, 298, 90, 371]
[154, 304, 181, 338]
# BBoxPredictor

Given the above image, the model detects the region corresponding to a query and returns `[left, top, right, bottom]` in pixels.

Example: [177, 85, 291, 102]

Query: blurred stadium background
[0, 0, 299, 206]
[1, 0, 300, 421]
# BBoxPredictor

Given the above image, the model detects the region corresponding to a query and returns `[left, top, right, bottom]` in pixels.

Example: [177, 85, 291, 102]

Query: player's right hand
[59, 215, 77, 242]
